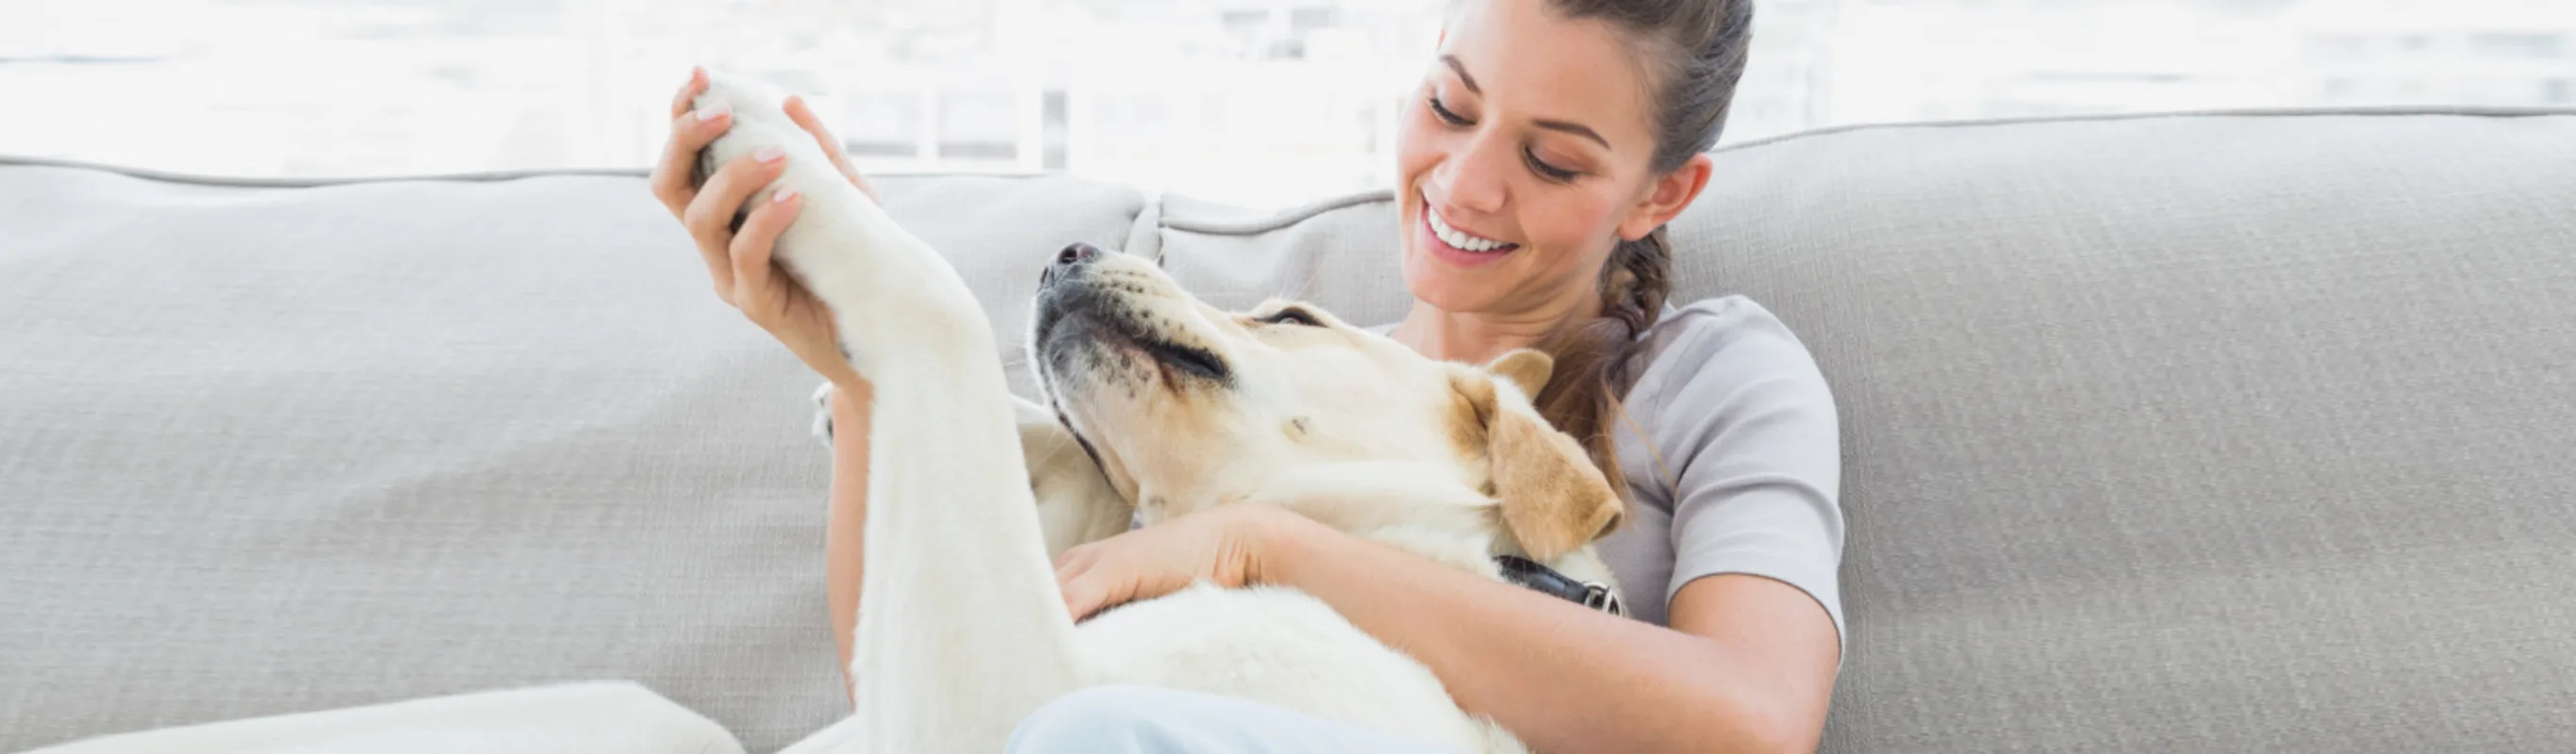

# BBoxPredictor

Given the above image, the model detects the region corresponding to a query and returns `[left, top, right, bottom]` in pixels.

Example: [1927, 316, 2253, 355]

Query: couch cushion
[1147, 109, 2576, 751]
[0, 162, 1141, 752]
[10, 104, 2576, 754]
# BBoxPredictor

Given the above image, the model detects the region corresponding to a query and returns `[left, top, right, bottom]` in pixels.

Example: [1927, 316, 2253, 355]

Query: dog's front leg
[694, 75, 1084, 754]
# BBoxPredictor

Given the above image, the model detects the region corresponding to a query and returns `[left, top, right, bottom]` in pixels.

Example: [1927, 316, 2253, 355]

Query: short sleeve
[1629, 298, 1845, 645]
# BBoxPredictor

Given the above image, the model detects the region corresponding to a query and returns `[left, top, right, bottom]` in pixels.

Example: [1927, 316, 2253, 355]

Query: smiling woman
[634, 0, 2576, 750]
[656, 0, 1846, 748]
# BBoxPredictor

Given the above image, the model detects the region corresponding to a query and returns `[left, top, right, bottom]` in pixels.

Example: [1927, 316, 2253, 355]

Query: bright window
[3, 0, 2568, 206]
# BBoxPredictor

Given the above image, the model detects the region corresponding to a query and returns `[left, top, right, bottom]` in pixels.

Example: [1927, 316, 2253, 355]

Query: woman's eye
[1427, 94, 1471, 126]
[1260, 308, 1323, 327]
[1524, 149, 1577, 182]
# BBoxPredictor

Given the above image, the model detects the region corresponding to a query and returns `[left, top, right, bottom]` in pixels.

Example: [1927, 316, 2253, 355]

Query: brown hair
[1527, 0, 1755, 495]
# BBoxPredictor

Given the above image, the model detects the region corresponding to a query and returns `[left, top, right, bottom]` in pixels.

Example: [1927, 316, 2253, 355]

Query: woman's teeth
[1428, 206, 1513, 253]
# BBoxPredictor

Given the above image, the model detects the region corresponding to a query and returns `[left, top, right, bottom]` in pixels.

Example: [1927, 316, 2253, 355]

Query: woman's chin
[1400, 248, 1509, 314]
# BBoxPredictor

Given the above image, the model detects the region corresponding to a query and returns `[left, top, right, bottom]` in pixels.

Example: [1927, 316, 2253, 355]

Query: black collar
[1494, 555, 1625, 616]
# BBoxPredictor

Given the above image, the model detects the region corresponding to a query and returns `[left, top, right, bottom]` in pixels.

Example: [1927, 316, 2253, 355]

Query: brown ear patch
[1488, 405, 1625, 561]
[1445, 369, 1497, 459]
[1482, 349, 1554, 397]
[1445, 369, 1625, 561]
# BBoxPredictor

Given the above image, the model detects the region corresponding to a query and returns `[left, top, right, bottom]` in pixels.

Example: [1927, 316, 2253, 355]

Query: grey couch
[7, 107, 2574, 752]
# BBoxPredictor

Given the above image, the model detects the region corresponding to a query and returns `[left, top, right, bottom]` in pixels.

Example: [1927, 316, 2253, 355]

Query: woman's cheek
[1537, 198, 1624, 280]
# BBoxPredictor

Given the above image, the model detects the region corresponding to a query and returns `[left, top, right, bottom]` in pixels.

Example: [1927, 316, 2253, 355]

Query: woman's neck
[1393, 287, 1602, 366]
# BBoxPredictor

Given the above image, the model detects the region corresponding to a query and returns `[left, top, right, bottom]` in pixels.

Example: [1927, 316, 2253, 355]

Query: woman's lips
[1417, 200, 1519, 270]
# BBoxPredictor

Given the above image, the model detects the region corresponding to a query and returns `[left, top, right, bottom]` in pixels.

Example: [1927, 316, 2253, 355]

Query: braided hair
[1526, 0, 1753, 493]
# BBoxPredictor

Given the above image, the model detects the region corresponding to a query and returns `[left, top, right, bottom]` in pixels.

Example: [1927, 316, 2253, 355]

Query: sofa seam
[1124, 192, 1168, 263]
[11, 104, 2569, 212]
[0, 156, 1053, 189]
[1709, 105, 2576, 154]
[1158, 189, 1395, 236]
[1158, 106, 2576, 238]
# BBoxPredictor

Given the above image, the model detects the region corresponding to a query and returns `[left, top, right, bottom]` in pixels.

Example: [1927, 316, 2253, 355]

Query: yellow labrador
[694, 74, 1626, 754]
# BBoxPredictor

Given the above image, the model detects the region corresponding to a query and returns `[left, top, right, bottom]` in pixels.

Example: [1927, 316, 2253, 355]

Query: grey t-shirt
[1379, 296, 1845, 639]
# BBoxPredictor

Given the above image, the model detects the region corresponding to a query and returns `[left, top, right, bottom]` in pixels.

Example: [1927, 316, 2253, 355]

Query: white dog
[692, 75, 1630, 754]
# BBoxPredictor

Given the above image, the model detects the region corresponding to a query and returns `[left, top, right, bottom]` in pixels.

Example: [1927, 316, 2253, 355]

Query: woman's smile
[1419, 194, 1522, 269]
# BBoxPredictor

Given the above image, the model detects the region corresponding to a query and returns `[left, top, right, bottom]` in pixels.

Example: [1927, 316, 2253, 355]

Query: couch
[6, 107, 2574, 752]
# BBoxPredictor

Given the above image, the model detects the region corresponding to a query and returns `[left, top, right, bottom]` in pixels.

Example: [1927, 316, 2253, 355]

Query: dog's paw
[688, 72, 989, 371]
[685, 74, 813, 210]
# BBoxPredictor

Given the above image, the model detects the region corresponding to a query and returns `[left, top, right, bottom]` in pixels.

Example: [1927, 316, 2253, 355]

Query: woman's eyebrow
[1440, 55, 1481, 94]
[1438, 54, 1610, 150]
[1534, 119, 1610, 150]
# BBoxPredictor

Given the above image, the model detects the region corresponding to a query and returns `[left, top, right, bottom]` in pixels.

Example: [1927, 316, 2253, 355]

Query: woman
[648, 0, 1842, 750]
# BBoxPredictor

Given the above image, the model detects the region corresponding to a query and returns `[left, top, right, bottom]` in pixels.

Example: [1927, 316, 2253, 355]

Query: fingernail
[773, 188, 800, 204]
[697, 103, 730, 122]
[754, 145, 785, 163]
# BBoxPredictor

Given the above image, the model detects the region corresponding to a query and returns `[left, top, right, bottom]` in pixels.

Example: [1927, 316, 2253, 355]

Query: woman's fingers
[668, 66, 707, 119]
[681, 147, 789, 293]
[649, 68, 719, 212]
[1054, 545, 1104, 618]
[784, 94, 875, 200]
[728, 188, 801, 312]
[1057, 561, 1127, 621]
[649, 107, 732, 214]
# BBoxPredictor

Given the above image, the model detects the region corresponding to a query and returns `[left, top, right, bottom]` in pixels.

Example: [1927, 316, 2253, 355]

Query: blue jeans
[1005, 685, 1465, 753]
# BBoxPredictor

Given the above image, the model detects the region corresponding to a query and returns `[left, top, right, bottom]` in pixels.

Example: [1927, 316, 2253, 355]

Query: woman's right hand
[648, 67, 879, 389]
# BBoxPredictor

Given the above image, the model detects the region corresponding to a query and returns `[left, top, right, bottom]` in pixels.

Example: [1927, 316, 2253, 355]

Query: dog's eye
[1257, 308, 1324, 327]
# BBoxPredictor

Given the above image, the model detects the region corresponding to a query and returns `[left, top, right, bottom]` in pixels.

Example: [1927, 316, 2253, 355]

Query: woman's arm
[646, 69, 886, 701]
[824, 380, 873, 703]
[1056, 504, 1838, 752]
[1257, 513, 1840, 753]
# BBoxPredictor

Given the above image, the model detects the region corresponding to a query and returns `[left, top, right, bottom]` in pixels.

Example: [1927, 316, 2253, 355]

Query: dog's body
[692, 76, 1627, 754]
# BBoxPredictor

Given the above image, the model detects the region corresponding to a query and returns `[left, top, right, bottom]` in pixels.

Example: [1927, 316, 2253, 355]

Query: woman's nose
[1434, 139, 1510, 215]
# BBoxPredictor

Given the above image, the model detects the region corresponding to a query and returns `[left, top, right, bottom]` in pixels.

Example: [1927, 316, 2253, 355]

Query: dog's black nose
[1042, 242, 1102, 288]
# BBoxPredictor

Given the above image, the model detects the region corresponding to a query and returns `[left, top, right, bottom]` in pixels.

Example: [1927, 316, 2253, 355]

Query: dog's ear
[1452, 369, 1625, 562]
[1482, 349, 1553, 397]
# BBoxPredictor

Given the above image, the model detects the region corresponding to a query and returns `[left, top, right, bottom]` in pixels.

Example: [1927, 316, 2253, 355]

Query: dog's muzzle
[1032, 243, 1231, 388]
[1040, 241, 1102, 289]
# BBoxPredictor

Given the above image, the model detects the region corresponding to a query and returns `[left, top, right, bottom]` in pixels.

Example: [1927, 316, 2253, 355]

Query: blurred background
[2, 0, 2568, 207]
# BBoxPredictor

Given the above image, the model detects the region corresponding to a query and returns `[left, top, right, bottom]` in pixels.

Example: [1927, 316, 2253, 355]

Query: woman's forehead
[1439, 0, 1656, 153]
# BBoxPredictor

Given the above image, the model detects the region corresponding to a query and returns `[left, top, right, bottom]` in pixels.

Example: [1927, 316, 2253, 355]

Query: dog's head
[1029, 244, 1623, 560]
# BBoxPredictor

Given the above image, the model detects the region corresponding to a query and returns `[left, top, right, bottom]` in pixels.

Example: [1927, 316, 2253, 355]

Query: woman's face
[1396, 0, 1682, 319]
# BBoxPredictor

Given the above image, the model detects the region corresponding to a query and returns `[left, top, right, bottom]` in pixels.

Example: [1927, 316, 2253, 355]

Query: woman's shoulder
[1626, 295, 1833, 417]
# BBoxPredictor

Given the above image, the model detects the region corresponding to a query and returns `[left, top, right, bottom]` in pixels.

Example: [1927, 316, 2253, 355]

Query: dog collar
[1494, 555, 1625, 617]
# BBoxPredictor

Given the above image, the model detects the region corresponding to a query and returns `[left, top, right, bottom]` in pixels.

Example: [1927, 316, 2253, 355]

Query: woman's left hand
[1053, 504, 1308, 619]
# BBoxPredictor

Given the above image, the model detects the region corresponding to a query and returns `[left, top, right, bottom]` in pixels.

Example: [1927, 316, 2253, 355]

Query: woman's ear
[1618, 154, 1714, 241]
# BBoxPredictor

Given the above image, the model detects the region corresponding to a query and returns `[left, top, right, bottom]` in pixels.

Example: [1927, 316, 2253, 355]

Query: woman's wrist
[827, 378, 873, 419]
[1241, 504, 1329, 589]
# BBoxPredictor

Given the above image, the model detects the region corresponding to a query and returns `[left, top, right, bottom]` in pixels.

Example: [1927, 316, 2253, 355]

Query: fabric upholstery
[28, 681, 743, 754]
[0, 165, 1140, 751]
[7, 107, 2575, 752]
[1145, 110, 2576, 752]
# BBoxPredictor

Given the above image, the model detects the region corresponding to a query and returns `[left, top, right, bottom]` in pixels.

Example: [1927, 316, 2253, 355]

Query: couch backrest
[7, 107, 2574, 752]
[1143, 109, 2576, 752]
[0, 165, 1144, 750]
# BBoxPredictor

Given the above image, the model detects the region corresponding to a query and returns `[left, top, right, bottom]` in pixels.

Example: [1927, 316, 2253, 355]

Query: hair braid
[1521, 0, 1749, 500]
